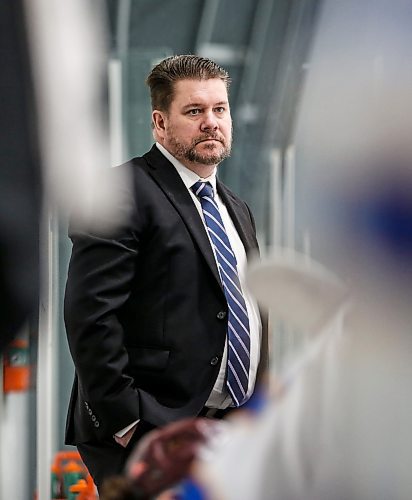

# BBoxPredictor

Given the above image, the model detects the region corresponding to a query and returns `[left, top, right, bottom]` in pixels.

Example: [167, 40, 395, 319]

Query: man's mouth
[196, 138, 222, 144]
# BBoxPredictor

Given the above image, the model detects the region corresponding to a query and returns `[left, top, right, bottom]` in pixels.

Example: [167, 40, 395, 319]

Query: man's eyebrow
[182, 101, 228, 110]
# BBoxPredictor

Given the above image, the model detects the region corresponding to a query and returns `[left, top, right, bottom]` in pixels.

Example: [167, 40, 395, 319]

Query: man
[64, 54, 268, 490]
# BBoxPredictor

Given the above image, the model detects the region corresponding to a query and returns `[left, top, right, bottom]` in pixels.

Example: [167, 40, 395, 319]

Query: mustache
[194, 134, 224, 144]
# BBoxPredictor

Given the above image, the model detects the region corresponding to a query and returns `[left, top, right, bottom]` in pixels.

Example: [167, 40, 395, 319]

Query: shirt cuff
[114, 420, 139, 438]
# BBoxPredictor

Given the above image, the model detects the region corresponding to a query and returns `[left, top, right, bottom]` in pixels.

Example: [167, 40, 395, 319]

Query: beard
[167, 131, 232, 166]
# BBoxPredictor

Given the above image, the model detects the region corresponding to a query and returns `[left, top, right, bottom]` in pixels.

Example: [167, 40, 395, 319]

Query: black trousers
[77, 420, 155, 492]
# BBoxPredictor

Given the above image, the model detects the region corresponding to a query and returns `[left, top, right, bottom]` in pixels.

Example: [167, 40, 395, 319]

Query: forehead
[171, 78, 229, 107]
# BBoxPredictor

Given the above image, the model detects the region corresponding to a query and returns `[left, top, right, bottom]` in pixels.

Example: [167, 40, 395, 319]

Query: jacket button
[210, 356, 220, 366]
[94, 421, 100, 428]
[217, 311, 226, 320]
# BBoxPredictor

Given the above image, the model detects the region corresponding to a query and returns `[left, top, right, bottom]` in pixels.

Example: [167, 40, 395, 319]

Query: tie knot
[191, 181, 214, 200]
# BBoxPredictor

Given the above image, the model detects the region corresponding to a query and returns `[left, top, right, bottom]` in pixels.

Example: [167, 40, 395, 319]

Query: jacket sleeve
[64, 166, 142, 439]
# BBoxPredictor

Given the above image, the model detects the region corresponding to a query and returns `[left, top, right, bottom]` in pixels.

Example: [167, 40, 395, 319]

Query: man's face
[155, 78, 232, 171]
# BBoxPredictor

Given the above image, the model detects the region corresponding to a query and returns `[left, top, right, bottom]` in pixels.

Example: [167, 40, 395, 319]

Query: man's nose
[200, 111, 218, 131]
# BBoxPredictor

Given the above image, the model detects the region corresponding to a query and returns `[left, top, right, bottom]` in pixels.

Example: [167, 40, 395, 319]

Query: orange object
[53, 451, 85, 473]
[63, 460, 84, 498]
[69, 479, 89, 499]
[50, 451, 97, 499]
[3, 338, 30, 392]
[63, 460, 83, 474]
[68, 476, 96, 499]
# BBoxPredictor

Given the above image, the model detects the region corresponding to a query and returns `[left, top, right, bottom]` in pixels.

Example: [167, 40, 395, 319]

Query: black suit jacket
[64, 145, 268, 445]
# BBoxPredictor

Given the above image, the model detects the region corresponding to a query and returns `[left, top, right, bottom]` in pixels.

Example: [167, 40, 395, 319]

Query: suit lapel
[143, 146, 223, 289]
[217, 181, 258, 258]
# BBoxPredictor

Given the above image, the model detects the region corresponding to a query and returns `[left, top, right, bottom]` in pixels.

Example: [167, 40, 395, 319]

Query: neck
[180, 161, 217, 178]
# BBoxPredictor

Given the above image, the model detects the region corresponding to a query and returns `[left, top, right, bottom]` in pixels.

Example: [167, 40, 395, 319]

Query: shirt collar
[155, 142, 217, 192]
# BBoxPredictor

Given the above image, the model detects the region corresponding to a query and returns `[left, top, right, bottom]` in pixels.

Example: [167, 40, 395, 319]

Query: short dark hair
[146, 54, 231, 112]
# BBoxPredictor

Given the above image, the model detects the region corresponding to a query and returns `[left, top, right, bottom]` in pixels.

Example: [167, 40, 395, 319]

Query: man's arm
[64, 167, 142, 440]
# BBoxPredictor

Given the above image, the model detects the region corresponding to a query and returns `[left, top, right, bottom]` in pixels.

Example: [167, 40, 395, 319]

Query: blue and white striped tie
[192, 181, 250, 406]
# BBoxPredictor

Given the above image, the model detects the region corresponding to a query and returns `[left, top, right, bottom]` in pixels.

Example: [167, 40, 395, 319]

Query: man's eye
[187, 109, 201, 115]
[215, 107, 225, 113]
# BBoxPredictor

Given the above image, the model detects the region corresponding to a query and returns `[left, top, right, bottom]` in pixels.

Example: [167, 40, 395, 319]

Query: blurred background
[1, 0, 412, 498]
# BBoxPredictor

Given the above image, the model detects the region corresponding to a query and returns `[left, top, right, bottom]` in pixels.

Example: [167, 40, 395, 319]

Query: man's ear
[152, 110, 166, 139]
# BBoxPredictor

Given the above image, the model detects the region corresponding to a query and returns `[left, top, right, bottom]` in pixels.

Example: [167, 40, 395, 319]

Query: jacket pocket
[127, 346, 170, 371]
